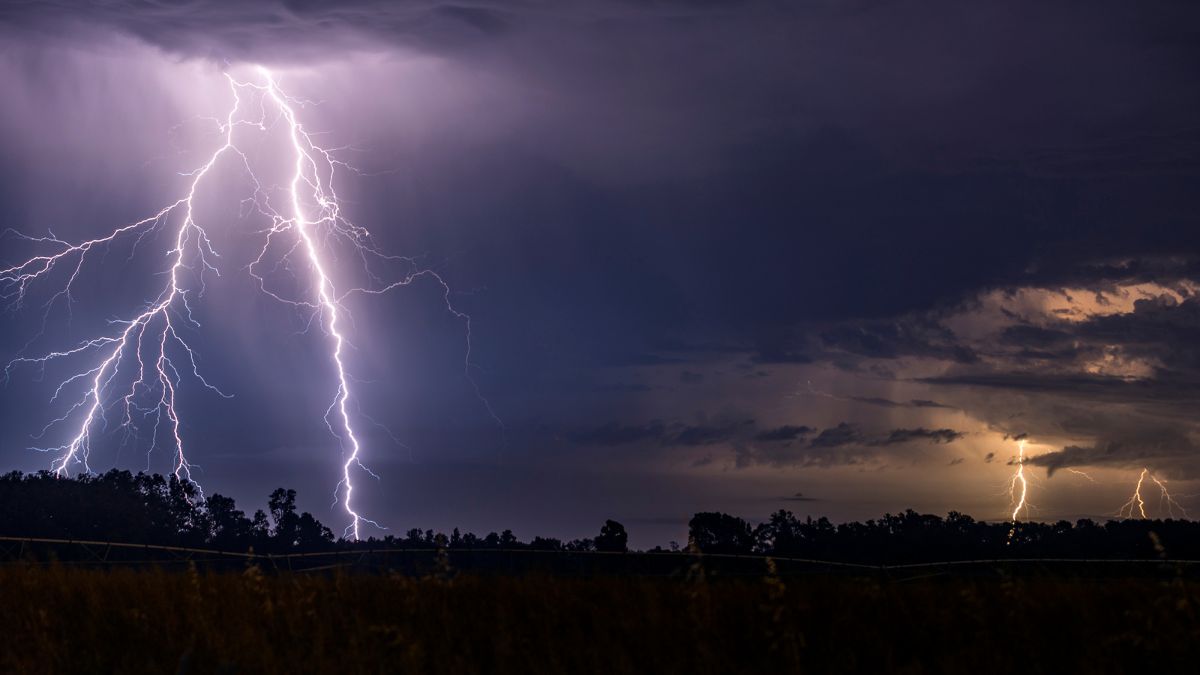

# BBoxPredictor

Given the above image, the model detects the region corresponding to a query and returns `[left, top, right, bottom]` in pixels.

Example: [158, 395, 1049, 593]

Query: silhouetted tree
[595, 519, 628, 552]
[500, 529, 519, 547]
[404, 528, 425, 547]
[565, 538, 595, 552]
[689, 512, 754, 554]
[206, 493, 255, 550]
[753, 510, 802, 554]
[6, 471, 1200, 564]
[294, 512, 334, 549]
[529, 536, 564, 551]
[267, 488, 300, 547]
[0, 471, 331, 552]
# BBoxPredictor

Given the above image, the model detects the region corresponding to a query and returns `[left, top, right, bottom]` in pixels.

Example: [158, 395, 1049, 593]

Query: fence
[4, 535, 1200, 579]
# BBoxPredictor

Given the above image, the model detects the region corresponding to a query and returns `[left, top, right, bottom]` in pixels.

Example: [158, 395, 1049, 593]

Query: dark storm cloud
[820, 320, 979, 364]
[6, 0, 1200, 337]
[1010, 258, 1200, 293]
[911, 399, 953, 409]
[921, 373, 1200, 404]
[805, 424, 965, 450]
[0, 0, 514, 59]
[568, 419, 756, 448]
[999, 325, 1076, 349]
[868, 428, 964, 447]
[567, 421, 668, 447]
[570, 419, 964, 458]
[848, 397, 908, 408]
[754, 425, 813, 442]
[1080, 295, 1200, 373]
[730, 422, 968, 469]
[1026, 428, 1200, 477]
[3, 0, 1200, 536]
[589, 383, 654, 394]
[731, 444, 867, 470]
[674, 420, 756, 447]
[749, 346, 815, 365]
[982, 127, 1200, 179]
[807, 423, 864, 449]
[924, 296, 1200, 405]
[907, 291, 1200, 475]
[849, 396, 954, 410]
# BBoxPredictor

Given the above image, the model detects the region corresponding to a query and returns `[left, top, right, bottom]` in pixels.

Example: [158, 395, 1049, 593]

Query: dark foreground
[1, 566, 1198, 674]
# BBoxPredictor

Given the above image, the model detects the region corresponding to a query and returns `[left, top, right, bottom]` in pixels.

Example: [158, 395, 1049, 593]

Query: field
[1, 562, 1197, 674]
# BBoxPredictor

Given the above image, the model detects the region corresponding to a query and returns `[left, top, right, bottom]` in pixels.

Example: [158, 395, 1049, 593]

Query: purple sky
[3, 1, 1200, 546]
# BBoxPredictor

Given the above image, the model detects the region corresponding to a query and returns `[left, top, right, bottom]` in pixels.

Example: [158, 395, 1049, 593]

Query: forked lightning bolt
[1008, 438, 1029, 522]
[1004, 438, 1031, 543]
[0, 67, 490, 539]
[1119, 467, 1188, 520]
[1064, 468, 1096, 482]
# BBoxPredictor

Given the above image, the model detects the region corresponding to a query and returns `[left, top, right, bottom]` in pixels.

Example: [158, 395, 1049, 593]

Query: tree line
[2, 470, 1198, 561]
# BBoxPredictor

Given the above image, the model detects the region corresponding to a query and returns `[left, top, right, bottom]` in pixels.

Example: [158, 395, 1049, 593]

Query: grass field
[1, 563, 1197, 674]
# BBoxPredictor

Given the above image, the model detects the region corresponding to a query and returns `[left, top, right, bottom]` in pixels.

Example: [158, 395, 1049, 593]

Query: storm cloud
[2, 0, 1200, 543]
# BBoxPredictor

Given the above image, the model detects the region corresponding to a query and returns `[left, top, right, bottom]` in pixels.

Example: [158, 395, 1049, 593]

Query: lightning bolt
[1118, 468, 1149, 519]
[1148, 473, 1188, 519]
[0, 66, 492, 539]
[1002, 438, 1032, 543]
[1064, 468, 1096, 482]
[1119, 468, 1188, 520]
[1007, 438, 1029, 522]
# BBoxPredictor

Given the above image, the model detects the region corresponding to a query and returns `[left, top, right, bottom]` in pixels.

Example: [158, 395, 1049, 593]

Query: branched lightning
[1007, 438, 1030, 522]
[0, 67, 493, 539]
[1065, 468, 1096, 482]
[1002, 438, 1033, 543]
[1118, 467, 1188, 520]
[1117, 468, 1149, 519]
[1149, 473, 1188, 519]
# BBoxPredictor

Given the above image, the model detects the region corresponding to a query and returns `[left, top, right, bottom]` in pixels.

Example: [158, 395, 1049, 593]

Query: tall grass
[0, 565, 1197, 673]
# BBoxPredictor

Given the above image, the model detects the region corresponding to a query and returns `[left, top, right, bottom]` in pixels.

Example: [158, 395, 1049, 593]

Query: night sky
[2, 1, 1200, 548]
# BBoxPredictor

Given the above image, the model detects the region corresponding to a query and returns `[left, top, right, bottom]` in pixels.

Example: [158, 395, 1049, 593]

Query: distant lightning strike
[1149, 474, 1188, 519]
[1005, 445, 1191, 523]
[0, 67, 488, 538]
[1065, 468, 1096, 482]
[1007, 438, 1030, 526]
[1119, 467, 1188, 520]
[1118, 469, 1148, 519]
